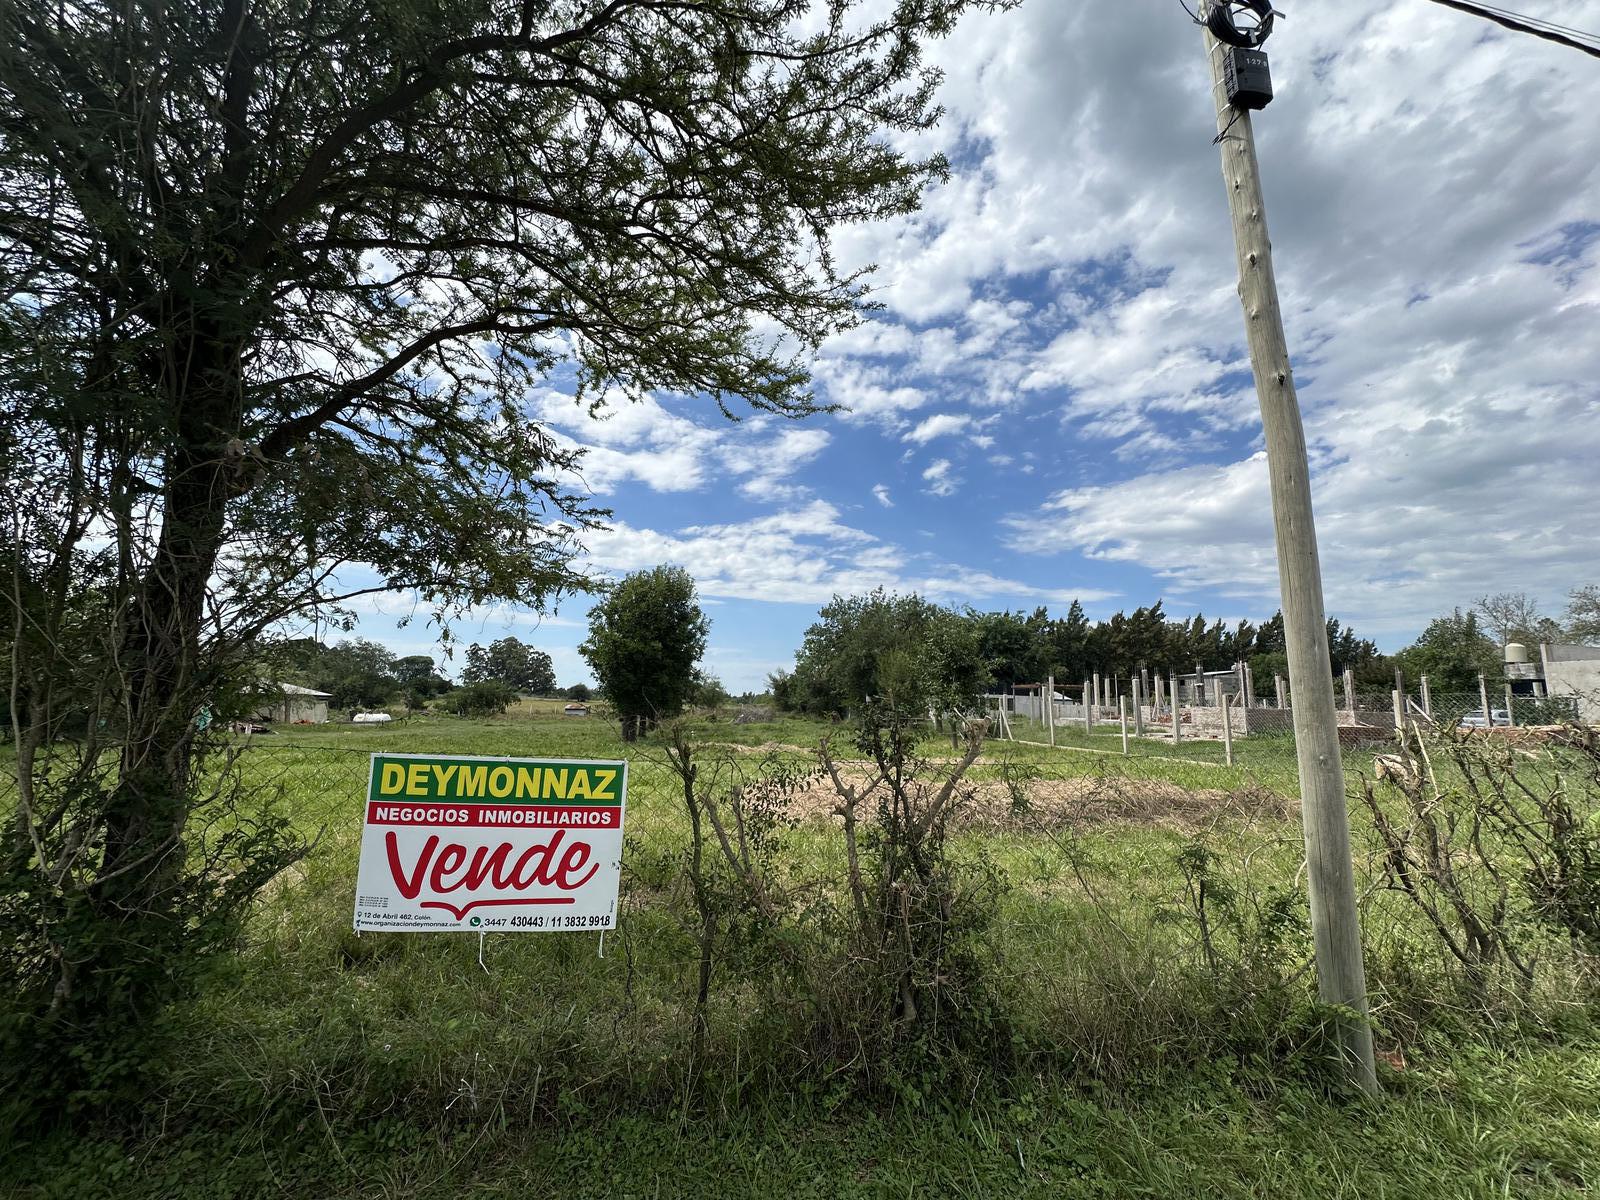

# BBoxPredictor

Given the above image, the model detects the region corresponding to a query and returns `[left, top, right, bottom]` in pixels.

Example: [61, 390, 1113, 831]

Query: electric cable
[1423, 0, 1600, 59]
[1472, 3, 1600, 44]
[1205, 0, 1278, 48]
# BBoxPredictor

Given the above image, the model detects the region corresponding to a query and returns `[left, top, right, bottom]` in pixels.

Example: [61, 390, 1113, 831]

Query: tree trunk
[95, 398, 232, 927]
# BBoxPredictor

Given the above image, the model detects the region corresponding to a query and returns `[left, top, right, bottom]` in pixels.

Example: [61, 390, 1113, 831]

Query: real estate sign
[353, 752, 627, 932]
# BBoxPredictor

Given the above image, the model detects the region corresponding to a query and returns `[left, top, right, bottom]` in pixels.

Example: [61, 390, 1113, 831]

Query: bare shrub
[1360, 724, 1600, 1001]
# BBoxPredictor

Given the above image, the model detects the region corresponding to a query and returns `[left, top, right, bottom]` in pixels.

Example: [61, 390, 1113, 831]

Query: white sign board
[353, 752, 627, 932]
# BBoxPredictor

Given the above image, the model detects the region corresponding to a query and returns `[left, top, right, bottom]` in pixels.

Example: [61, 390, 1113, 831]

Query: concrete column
[1170, 674, 1181, 745]
[1275, 674, 1286, 710]
[1133, 676, 1145, 735]
[1222, 693, 1234, 766]
[1343, 669, 1356, 718]
[1243, 663, 1255, 709]
[1083, 679, 1093, 732]
[1119, 696, 1130, 756]
[1092, 672, 1101, 719]
[1420, 674, 1432, 720]
[1479, 674, 1492, 732]
[1046, 674, 1055, 747]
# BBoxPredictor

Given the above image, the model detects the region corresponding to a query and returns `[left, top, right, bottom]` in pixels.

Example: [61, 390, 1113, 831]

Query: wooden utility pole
[1199, 10, 1377, 1095]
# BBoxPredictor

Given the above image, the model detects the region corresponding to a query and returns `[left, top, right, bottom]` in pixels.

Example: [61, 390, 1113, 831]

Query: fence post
[1343, 669, 1356, 720]
[1478, 674, 1491, 732]
[1047, 674, 1055, 747]
[1504, 681, 1516, 728]
[1083, 679, 1093, 733]
[1133, 676, 1145, 736]
[1170, 674, 1181, 746]
[1243, 662, 1255, 708]
[1222, 692, 1234, 766]
[1420, 674, 1432, 721]
[1391, 688, 1403, 737]
[1092, 672, 1101, 721]
[1120, 696, 1130, 756]
[1275, 673, 1286, 710]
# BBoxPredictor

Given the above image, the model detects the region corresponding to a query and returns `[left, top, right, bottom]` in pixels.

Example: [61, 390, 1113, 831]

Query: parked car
[1458, 708, 1510, 729]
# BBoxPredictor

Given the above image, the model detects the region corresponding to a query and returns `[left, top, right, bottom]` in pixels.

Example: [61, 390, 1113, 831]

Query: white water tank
[1505, 642, 1530, 665]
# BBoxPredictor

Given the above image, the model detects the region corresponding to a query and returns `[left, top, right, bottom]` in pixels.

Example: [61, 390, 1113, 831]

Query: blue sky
[336, 1, 1600, 693]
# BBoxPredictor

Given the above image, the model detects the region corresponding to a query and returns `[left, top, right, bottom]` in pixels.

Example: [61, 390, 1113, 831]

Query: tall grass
[5, 710, 1597, 1196]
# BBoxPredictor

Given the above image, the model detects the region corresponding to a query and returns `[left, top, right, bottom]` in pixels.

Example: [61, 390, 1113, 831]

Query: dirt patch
[700, 740, 816, 756]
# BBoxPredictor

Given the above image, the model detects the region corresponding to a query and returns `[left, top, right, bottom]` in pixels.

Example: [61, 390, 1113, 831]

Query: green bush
[437, 680, 517, 717]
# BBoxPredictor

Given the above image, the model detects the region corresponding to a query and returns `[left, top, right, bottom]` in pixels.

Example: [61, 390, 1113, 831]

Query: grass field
[4, 707, 1597, 1198]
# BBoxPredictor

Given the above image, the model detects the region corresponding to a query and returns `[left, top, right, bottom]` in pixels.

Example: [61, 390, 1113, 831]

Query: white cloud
[524, 388, 826, 504]
[817, 0, 1600, 633]
[921, 458, 959, 497]
[811, 359, 928, 425]
[585, 501, 1111, 607]
[872, 483, 894, 508]
[904, 413, 973, 443]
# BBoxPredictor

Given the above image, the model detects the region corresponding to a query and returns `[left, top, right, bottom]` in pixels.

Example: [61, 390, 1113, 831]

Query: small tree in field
[581, 567, 708, 740]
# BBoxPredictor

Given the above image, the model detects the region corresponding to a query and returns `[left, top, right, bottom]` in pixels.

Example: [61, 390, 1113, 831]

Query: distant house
[259, 682, 333, 724]
[1538, 644, 1600, 723]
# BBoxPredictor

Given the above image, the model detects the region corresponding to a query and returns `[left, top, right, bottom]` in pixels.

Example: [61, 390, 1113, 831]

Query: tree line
[770, 592, 1384, 718]
[771, 585, 1600, 717]
[271, 635, 593, 716]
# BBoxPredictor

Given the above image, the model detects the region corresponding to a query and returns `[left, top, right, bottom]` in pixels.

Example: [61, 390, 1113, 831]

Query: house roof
[277, 682, 333, 698]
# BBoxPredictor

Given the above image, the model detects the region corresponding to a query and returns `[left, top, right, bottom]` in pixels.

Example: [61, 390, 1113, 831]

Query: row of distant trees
[273, 582, 1600, 726]
[1393, 588, 1600, 692]
[769, 586, 1600, 718]
[269, 567, 727, 732]
[272, 635, 586, 714]
[768, 591, 1387, 719]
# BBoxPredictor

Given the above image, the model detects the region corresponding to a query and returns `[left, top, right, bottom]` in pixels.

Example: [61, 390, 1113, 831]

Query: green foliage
[3, 0, 978, 1126]
[581, 567, 709, 739]
[1395, 609, 1501, 691]
[1568, 584, 1600, 643]
[690, 672, 732, 712]
[564, 683, 592, 702]
[393, 655, 449, 699]
[4, 709, 1599, 1191]
[461, 637, 556, 694]
[438, 679, 517, 717]
[970, 608, 1050, 689]
[273, 639, 453, 710]
[788, 589, 984, 717]
[0, 747, 308, 1131]
[783, 592, 1386, 712]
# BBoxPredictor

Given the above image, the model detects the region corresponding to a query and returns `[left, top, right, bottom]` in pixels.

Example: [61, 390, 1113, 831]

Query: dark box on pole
[1223, 47, 1273, 110]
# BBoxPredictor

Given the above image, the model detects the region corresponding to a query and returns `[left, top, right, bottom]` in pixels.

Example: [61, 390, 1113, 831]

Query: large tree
[580, 566, 708, 739]
[0, 0, 984, 1110]
[1473, 592, 1561, 651]
[1394, 609, 1501, 692]
[788, 589, 984, 718]
[461, 637, 556, 694]
[1566, 585, 1600, 644]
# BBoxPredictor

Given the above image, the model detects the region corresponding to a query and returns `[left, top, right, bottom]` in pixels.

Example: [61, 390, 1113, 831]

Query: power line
[1474, 2, 1600, 43]
[1423, 0, 1600, 59]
